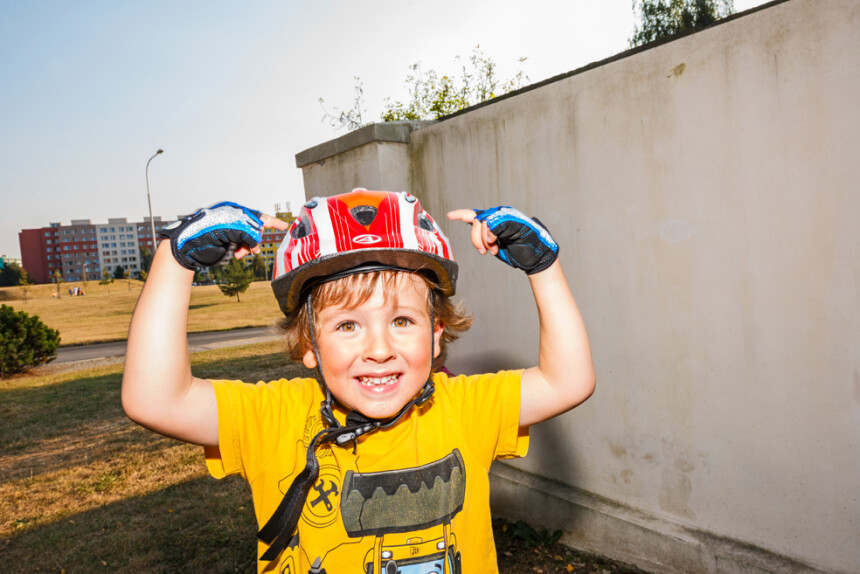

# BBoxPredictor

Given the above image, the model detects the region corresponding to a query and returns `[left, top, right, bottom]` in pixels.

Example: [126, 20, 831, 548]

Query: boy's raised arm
[448, 207, 596, 427]
[519, 260, 595, 426]
[122, 204, 287, 446]
[122, 242, 218, 445]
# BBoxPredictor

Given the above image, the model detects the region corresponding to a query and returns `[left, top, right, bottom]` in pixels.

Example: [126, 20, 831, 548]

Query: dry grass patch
[0, 280, 280, 346]
[0, 341, 312, 572]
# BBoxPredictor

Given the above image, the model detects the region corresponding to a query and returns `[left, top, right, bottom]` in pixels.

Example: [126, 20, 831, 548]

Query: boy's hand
[159, 202, 285, 269]
[448, 207, 559, 275]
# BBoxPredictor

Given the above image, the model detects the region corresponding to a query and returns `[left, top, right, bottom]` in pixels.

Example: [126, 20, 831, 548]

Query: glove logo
[353, 234, 382, 245]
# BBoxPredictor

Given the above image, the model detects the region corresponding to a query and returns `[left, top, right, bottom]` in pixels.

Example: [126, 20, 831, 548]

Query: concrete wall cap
[295, 121, 435, 167]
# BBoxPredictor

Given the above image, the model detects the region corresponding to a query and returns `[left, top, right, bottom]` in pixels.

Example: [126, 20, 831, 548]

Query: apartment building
[19, 219, 101, 284]
[19, 205, 294, 284]
[259, 206, 295, 278]
[19, 216, 174, 284]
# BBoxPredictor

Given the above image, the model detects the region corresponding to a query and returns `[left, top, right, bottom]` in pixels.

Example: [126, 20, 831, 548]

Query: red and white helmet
[272, 189, 458, 314]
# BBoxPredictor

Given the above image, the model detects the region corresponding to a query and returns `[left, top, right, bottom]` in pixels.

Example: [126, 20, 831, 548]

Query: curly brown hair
[276, 270, 471, 370]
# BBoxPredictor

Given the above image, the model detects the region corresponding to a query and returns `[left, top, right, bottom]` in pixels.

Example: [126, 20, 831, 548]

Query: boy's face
[302, 273, 444, 420]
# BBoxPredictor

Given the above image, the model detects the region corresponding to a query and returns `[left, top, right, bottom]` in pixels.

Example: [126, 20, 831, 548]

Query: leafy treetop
[320, 46, 529, 131]
[629, 0, 735, 47]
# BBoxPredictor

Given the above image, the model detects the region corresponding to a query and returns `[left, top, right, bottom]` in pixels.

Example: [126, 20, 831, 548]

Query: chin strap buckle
[333, 422, 378, 445]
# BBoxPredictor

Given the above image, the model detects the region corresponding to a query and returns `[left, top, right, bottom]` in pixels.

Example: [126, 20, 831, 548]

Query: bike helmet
[271, 188, 458, 314]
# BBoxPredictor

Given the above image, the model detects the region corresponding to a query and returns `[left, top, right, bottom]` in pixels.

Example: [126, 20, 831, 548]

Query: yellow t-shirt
[206, 370, 528, 574]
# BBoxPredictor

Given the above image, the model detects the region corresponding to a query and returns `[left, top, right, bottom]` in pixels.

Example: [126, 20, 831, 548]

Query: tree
[137, 269, 148, 282]
[0, 304, 61, 376]
[320, 46, 529, 131]
[0, 261, 25, 287]
[139, 247, 154, 273]
[210, 265, 223, 285]
[193, 268, 208, 285]
[100, 269, 114, 294]
[52, 270, 64, 298]
[249, 253, 267, 281]
[629, 0, 734, 47]
[18, 269, 31, 303]
[113, 265, 127, 280]
[218, 258, 253, 302]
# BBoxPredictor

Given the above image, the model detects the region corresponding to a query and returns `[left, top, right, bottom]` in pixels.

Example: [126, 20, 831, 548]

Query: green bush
[0, 304, 61, 377]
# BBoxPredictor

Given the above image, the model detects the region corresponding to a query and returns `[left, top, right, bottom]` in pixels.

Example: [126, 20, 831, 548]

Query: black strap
[257, 422, 375, 561]
[258, 428, 329, 560]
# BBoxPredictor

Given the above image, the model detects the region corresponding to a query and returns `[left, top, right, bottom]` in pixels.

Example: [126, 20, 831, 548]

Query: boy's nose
[362, 328, 396, 362]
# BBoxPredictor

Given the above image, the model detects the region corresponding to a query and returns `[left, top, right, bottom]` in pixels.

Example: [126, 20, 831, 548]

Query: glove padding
[159, 202, 263, 269]
[474, 206, 558, 275]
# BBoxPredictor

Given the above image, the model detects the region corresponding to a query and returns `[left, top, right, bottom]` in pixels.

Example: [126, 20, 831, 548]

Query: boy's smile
[303, 273, 443, 420]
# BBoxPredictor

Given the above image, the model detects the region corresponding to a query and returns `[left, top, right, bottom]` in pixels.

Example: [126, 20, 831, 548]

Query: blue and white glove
[474, 206, 559, 275]
[159, 202, 264, 269]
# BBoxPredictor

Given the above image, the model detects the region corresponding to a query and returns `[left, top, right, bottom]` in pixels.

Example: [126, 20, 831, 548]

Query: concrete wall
[296, 1, 859, 572]
[297, 121, 432, 198]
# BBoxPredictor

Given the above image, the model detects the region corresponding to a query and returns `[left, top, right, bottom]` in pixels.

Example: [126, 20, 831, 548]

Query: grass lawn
[0, 341, 312, 573]
[0, 280, 281, 346]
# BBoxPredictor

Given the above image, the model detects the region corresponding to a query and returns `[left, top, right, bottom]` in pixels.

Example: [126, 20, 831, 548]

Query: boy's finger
[471, 217, 487, 254]
[483, 222, 499, 255]
[234, 246, 251, 259]
[261, 213, 290, 230]
[447, 209, 478, 224]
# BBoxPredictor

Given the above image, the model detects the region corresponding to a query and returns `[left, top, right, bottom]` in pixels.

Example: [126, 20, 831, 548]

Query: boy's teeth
[358, 374, 398, 386]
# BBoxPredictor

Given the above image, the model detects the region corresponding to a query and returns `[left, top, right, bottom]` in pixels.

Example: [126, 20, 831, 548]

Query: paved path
[54, 327, 279, 364]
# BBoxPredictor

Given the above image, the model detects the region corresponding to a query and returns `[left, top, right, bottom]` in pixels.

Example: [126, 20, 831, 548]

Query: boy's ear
[302, 349, 318, 369]
[433, 320, 444, 359]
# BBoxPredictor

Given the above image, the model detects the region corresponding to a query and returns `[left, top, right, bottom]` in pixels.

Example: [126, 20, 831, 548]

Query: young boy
[122, 189, 595, 574]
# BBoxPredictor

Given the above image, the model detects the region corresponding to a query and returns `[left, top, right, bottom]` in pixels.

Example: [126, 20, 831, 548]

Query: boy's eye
[336, 321, 357, 332]
[393, 317, 413, 328]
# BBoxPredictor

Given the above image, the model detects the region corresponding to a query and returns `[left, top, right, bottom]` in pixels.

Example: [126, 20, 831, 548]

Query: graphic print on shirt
[274, 412, 466, 573]
[342, 449, 465, 574]
[278, 415, 344, 530]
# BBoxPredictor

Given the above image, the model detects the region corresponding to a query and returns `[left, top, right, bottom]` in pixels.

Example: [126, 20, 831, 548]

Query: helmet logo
[353, 234, 382, 244]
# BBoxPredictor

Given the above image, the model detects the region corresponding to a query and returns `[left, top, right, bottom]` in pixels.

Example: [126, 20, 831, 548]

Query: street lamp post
[145, 149, 164, 257]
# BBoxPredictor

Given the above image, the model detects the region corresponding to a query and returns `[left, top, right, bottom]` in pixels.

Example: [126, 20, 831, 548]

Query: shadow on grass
[0, 345, 317, 571]
[0, 350, 316, 481]
[0, 371, 126, 455]
[188, 303, 218, 310]
[0, 475, 258, 573]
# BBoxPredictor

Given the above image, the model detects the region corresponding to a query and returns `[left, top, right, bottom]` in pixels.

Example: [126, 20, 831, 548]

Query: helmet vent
[350, 205, 377, 226]
[291, 217, 309, 239]
[418, 213, 435, 231]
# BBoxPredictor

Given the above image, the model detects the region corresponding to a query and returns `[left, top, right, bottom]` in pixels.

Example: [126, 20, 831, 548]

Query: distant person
[122, 190, 595, 573]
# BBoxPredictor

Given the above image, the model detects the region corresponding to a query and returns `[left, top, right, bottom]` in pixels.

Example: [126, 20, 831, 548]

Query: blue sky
[0, 0, 766, 258]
